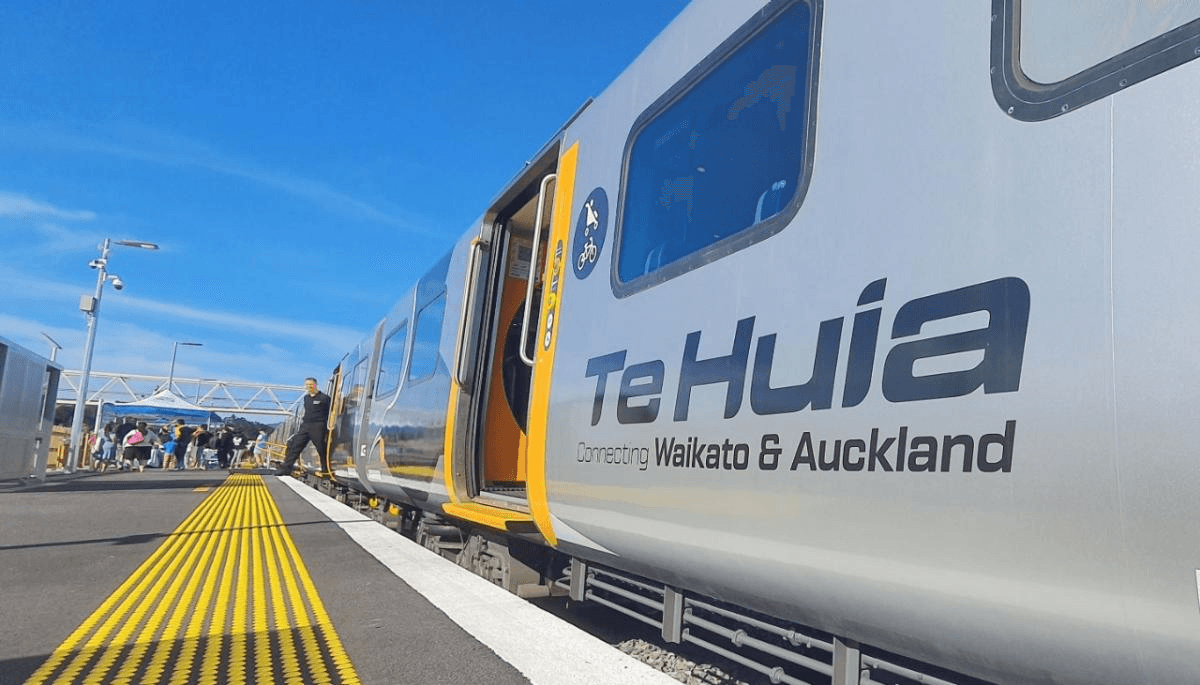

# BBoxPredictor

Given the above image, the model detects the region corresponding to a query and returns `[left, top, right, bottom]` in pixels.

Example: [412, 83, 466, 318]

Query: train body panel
[533, 1, 1200, 683]
[355, 251, 458, 510]
[292, 1, 1200, 682]
[352, 287, 414, 494]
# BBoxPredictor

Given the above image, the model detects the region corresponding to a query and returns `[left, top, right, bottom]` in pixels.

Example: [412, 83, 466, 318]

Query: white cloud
[0, 124, 440, 237]
[109, 292, 362, 353]
[0, 268, 82, 301]
[32, 222, 105, 253]
[0, 306, 339, 388]
[0, 191, 96, 221]
[0, 265, 360, 369]
[0, 312, 82, 359]
[83, 318, 311, 386]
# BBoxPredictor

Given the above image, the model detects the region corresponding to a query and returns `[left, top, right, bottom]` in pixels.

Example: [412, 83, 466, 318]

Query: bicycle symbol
[577, 236, 598, 270]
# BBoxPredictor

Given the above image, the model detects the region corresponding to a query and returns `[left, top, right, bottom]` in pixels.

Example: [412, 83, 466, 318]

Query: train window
[613, 0, 820, 296]
[350, 358, 367, 403]
[408, 294, 445, 383]
[340, 358, 357, 403]
[375, 322, 408, 398]
[992, 0, 1200, 121]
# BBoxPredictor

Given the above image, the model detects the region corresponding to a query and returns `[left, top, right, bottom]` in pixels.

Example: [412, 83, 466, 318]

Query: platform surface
[0, 470, 677, 685]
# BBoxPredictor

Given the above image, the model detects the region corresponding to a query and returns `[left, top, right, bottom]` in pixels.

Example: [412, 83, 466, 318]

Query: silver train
[275, 2, 1200, 683]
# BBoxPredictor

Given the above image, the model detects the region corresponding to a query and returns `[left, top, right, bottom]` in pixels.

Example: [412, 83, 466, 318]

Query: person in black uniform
[276, 377, 331, 475]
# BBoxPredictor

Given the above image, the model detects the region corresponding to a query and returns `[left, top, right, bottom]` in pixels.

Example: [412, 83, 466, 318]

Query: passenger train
[273, 2, 1200, 683]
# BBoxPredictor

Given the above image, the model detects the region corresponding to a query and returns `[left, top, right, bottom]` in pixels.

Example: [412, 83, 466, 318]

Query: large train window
[374, 321, 408, 398]
[613, 0, 821, 296]
[408, 294, 445, 383]
[992, 0, 1200, 121]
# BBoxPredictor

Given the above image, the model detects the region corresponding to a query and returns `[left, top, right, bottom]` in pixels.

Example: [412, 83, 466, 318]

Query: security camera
[111, 276, 124, 290]
[88, 259, 106, 269]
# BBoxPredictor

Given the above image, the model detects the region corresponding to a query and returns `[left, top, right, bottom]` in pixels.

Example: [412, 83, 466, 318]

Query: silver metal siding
[541, 1, 1200, 683]
[360, 234, 477, 509]
[1110, 52, 1200, 680]
[0, 340, 58, 480]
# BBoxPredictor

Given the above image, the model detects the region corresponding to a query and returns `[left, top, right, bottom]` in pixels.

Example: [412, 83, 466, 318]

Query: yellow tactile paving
[25, 474, 361, 685]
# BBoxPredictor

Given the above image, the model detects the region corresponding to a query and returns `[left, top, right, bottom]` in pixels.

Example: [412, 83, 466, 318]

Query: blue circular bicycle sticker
[572, 187, 607, 280]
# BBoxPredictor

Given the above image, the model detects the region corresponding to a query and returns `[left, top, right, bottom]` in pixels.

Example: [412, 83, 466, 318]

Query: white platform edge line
[277, 476, 680, 685]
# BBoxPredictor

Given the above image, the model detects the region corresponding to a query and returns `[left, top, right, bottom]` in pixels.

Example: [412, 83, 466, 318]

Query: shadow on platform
[0, 518, 333, 553]
[2, 622, 356, 685]
[0, 653, 46, 685]
[2, 473, 250, 494]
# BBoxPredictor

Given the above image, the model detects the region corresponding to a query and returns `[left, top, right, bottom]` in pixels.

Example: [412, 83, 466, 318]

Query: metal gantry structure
[56, 370, 306, 418]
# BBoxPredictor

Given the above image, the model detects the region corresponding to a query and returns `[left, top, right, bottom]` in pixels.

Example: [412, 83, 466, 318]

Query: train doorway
[466, 156, 559, 509]
[325, 364, 345, 474]
[445, 139, 578, 538]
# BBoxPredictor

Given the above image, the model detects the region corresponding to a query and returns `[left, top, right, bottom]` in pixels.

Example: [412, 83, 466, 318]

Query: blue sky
[0, 0, 690, 393]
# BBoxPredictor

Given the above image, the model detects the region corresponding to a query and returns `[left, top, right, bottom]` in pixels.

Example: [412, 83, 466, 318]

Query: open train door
[323, 364, 343, 477]
[443, 140, 579, 543]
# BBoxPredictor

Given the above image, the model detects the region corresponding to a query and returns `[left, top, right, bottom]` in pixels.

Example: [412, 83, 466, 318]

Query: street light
[40, 333, 61, 362]
[167, 342, 203, 396]
[67, 238, 159, 472]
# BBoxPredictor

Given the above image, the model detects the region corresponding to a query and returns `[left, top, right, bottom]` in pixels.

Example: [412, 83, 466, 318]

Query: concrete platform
[0, 469, 678, 685]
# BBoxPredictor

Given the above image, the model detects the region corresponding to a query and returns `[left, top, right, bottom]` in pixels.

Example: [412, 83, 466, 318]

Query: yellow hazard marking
[25, 474, 361, 685]
[193, 486, 211, 492]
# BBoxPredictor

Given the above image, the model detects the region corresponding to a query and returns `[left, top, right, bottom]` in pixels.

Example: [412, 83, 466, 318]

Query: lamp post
[66, 238, 159, 472]
[167, 342, 203, 395]
[40, 333, 61, 362]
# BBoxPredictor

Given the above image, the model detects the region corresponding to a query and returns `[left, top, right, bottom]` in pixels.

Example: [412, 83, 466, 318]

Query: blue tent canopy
[101, 390, 220, 425]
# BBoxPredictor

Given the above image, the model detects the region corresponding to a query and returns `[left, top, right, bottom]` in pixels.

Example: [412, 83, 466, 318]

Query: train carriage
[284, 2, 1200, 683]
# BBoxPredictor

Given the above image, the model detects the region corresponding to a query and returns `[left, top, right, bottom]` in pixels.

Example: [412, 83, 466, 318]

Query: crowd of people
[87, 419, 271, 472]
